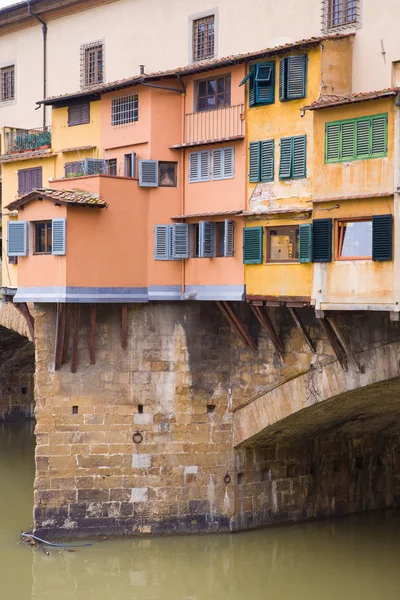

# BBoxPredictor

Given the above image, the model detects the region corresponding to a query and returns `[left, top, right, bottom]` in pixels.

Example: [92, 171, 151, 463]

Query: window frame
[81, 41, 104, 89]
[192, 13, 215, 62]
[325, 114, 388, 163]
[325, 0, 360, 30]
[18, 166, 43, 196]
[111, 94, 139, 126]
[190, 223, 201, 258]
[279, 135, 307, 180]
[159, 162, 178, 187]
[266, 225, 300, 264]
[106, 158, 117, 176]
[335, 217, 373, 261]
[33, 220, 52, 255]
[0, 64, 15, 103]
[195, 74, 231, 112]
[68, 103, 90, 127]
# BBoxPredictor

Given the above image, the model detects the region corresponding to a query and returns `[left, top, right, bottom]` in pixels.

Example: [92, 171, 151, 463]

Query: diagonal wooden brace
[216, 301, 257, 352]
[319, 317, 348, 371]
[13, 302, 35, 342]
[250, 304, 284, 359]
[326, 316, 363, 373]
[288, 307, 316, 353]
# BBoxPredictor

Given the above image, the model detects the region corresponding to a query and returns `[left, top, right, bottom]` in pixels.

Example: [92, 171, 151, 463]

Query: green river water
[1, 422, 400, 600]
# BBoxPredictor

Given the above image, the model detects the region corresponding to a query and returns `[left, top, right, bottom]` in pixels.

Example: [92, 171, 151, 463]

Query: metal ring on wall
[132, 432, 143, 444]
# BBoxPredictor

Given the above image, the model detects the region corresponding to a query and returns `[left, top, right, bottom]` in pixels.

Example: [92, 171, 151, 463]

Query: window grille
[321, 0, 360, 32]
[111, 94, 139, 126]
[192, 15, 215, 61]
[81, 41, 104, 88]
[0, 65, 15, 102]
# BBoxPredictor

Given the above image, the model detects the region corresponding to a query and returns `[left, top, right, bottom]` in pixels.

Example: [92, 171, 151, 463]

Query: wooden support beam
[71, 304, 80, 373]
[121, 304, 128, 350]
[326, 316, 363, 373]
[216, 301, 257, 352]
[89, 303, 96, 365]
[319, 317, 347, 371]
[13, 302, 35, 342]
[249, 304, 284, 359]
[61, 304, 71, 365]
[288, 308, 316, 353]
[54, 303, 66, 371]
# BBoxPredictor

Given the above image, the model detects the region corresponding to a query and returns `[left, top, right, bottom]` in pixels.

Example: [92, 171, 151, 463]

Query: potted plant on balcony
[37, 130, 51, 150]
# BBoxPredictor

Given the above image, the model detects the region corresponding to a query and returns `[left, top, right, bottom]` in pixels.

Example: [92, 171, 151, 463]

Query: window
[154, 224, 189, 260]
[189, 150, 210, 182]
[64, 162, 82, 177]
[68, 103, 90, 126]
[337, 219, 372, 259]
[111, 94, 138, 126]
[240, 62, 275, 107]
[249, 140, 274, 183]
[325, 114, 388, 163]
[279, 55, 307, 101]
[34, 221, 52, 254]
[279, 135, 306, 179]
[196, 75, 230, 111]
[192, 15, 215, 61]
[81, 41, 104, 88]
[190, 224, 200, 257]
[159, 162, 177, 187]
[0, 65, 15, 102]
[243, 227, 263, 264]
[212, 147, 234, 180]
[267, 226, 300, 262]
[124, 152, 136, 177]
[322, 0, 360, 31]
[18, 167, 42, 196]
[106, 158, 117, 176]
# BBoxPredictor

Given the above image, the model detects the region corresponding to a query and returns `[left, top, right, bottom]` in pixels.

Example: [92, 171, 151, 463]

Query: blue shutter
[372, 214, 392, 261]
[52, 218, 66, 256]
[199, 221, 215, 258]
[189, 152, 200, 182]
[260, 139, 274, 182]
[7, 221, 27, 257]
[312, 219, 332, 263]
[299, 223, 312, 263]
[139, 160, 158, 187]
[131, 151, 137, 177]
[292, 135, 306, 178]
[223, 147, 234, 179]
[224, 220, 235, 257]
[199, 151, 210, 181]
[83, 158, 106, 175]
[243, 227, 263, 264]
[287, 55, 307, 99]
[279, 137, 293, 179]
[154, 225, 170, 260]
[212, 148, 223, 180]
[172, 223, 189, 259]
[249, 141, 261, 183]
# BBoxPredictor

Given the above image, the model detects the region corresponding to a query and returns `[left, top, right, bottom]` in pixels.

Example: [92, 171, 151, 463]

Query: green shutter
[371, 115, 387, 156]
[249, 141, 261, 182]
[299, 223, 312, 263]
[279, 58, 286, 101]
[326, 123, 340, 161]
[356, 120, 370, 157]
[341, 120, 355, 160]
[255, 62, 275, 105]
[260, 139, 274, 181]
[372, 214, 392, 261]
[292, 135, 306, 178]
[243, 227, 263, 264]
[287, 55, 307, 99]
[312, 218, 332, 263]
[279, 137, 292, 179]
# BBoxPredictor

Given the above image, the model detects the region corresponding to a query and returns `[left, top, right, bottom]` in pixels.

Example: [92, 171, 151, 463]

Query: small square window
[34, 221, 52, 255]
[192, 15, 215, 62]
[267, 226, 299, 263]
[159, 162, 177, 187]
[336, 219, 372, 260]
[0, 65, 15, 102]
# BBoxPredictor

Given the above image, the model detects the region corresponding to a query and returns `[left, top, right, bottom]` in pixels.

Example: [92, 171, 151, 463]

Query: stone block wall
[0, 325, 34, 422]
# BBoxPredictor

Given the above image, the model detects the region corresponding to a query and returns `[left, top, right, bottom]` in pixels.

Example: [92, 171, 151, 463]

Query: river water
[2, 422, 400, 600]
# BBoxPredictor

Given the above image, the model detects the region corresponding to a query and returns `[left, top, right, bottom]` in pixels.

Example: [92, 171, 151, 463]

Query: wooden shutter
[243, 226, 263, 264]
[199, 221, 215, 258]
[279, 58, 286, 101]
[279, 137, 293, 179]
[325, 123, 341, 162]
[7, 221, 27, 256]
[372, 214, 392, 261]
[293, 135, 306, 178]
[287, 55, 307, 99]
[18, 170, 28, 195]
[32, 167, 42, 189]
[299, 223, 312, 263]
[212, 148, 223, 180]
[341, 120, 355, 160]
[154, 225, 170, 260]
[255, 62, 275, 105]
[68, 104, 90, 126]
[223, 147, 234, 178]
[356, 119, 370, 157]
[139, 160, 158, 187]
[371, 115, 387, 156]
[172, 223, 189, 259]
[249, 141, 261, 183]
[312, 218, 332, 263]
[52, 218, 66, 256]
[65, 161, 81, 177]
[224, 219, 235, 257]
[189, 152, 199, 182]
[260, 139, 274, 181]
[18, 168, 42, 195]
[199, 150, 210, 181]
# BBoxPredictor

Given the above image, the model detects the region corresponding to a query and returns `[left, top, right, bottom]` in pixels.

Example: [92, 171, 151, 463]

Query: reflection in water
[2, 423, 400, 600]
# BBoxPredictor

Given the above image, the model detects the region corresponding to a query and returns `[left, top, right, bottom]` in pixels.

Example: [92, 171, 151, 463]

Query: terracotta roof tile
[6, 187, 107, 211]
[172, 209, 242, 219]
[303, 88, 400, 110]
[0, 149, 54, 163]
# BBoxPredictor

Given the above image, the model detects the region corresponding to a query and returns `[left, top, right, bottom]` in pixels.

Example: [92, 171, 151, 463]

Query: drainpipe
[27, 0, 47, 129]
[392, 94, 400, 321]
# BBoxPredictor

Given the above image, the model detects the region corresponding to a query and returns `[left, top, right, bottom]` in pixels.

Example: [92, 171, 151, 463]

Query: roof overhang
[302, 89, 400, 112]
[6, 188, 107, 211]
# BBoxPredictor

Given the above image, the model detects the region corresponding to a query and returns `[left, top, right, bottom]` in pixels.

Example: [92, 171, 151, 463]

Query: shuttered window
[68, 103, 90, 126]
[312, 218, 332, 263]
[243, 226, 263, 264]
[64, 161, 82, 177]
[18, 167, 42, 196]
[240, 61, 276, 107]
[82, 158, 106, 175]
[154, 224, 189, 260]
[139, 160, 158, 187]
[52, 219, 67, 256]
[279, 135, 306, 179]
[189, 150, 210, 183]
[248, 140, 274, 183]
[279, 55, 307, 101]
[372, 214, 392, 261]
[325, 114, 388, 162]
[299, 223, 313, 263]
[124, 152, 136, 178]
[212, 147, 234, 180]
[7, 221, 27, 257]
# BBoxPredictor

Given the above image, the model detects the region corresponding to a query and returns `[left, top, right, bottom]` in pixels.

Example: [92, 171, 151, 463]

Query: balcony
[171, 104, 245, 149]
[2, 126, 52, 156]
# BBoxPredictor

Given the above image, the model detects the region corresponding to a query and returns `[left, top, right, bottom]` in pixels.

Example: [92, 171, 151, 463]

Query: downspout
[392, 93, 400, 321]
[27, 0, 47, 129]
[178, 74, 186, 297]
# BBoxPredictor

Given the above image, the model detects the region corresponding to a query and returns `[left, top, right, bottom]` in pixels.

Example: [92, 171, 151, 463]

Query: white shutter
[212, 148, 223, 180]
[7, 221, 27, 257]
[172, 223, 189, 259]
[154, 225, 170, 260]
[139, 160, 159, 187]
[223, 147, 234, 179]
[199, 221, 215, 258]
[224, 220, 234, 257]
[199, 151, 210, 181]
[52, 218, 66, 256]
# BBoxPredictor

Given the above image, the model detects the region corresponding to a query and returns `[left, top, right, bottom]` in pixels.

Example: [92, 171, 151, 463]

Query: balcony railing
[181, 104, 244, 147]
[2, 126, 52, 156]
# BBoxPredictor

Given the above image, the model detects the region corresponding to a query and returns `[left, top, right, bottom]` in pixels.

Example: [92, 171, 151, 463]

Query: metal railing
[2, 126, 52, 155]
[183, 104, 244, 146]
